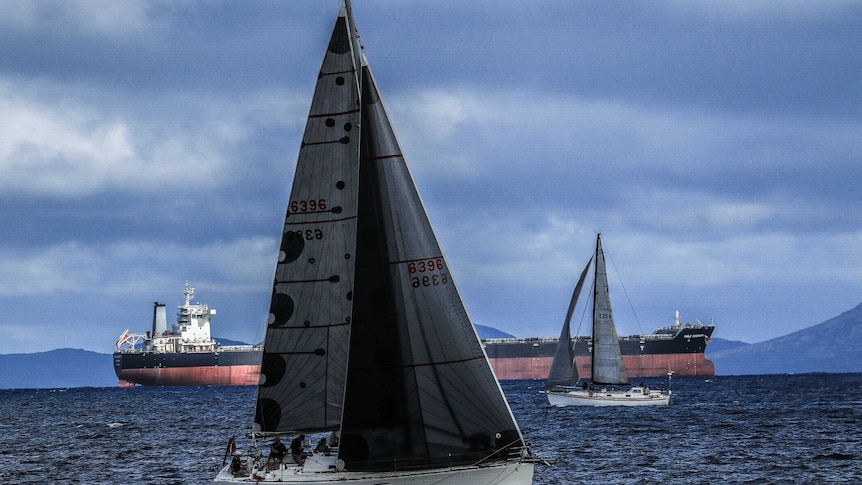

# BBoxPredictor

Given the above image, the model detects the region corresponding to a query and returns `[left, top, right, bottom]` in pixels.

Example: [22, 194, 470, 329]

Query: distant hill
[0, 349, 116, 389]
[705, 337, 749, 355]
[708, 303, 862, 375]
[214, 337, 255, 347]
[475, 324, 515, 339]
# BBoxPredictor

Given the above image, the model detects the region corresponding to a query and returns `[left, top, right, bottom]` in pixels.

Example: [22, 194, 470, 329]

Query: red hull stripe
[117, 365, 260, 387]
[489, 354, 715, 380]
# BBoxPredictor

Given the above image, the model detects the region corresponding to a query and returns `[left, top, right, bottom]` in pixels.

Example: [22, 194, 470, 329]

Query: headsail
[591, 233, 629, 385]
[337, 48, 525, 472]
[546, 257, 592, 388]
[254, 6, 361, 434]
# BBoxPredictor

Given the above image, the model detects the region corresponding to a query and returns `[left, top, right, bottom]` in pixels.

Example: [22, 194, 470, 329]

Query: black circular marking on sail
[281, 231, 304, 264]
[325, 118, 336, 127]
[338, 136, 350, 144]
[346, 291, 353, 301]
[309, 258, 315, 264]
[343, 122, 352, 132]
[304, 320, 311, 327]
[299, 382, 307, 388]
[344, 253, 351, 259]
[339, 433, 369, 464]
[336, 76, 345, 86]
[328, 275, 340, 283]
[255, 398, 281, 431]
[260, 353, 287, 388]
[269, 293, 295, 327]
[331, 206, 343, 214]
[315, 348, 326, 356]
[336, 181, 345, 190]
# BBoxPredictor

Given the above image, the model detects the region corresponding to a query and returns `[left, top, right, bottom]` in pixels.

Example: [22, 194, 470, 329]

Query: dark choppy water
[1, 374, 860, 484]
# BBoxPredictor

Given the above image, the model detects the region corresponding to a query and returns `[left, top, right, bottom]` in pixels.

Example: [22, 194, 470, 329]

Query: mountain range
[705, 302, 862, 375]
[1, 308, 860, 389]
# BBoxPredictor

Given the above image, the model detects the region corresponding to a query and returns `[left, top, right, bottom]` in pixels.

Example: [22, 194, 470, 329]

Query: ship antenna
[184, 280, 194, 307]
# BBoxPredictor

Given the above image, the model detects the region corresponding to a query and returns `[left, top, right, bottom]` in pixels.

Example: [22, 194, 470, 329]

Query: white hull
[547, 387, 670, 407]
[214, 453, 533, 484]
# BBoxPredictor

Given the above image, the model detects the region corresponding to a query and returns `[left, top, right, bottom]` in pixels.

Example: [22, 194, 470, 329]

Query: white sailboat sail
[545, 258, 592, 388]
[219, 2, 536, 482]
[591, 234, 629, 386]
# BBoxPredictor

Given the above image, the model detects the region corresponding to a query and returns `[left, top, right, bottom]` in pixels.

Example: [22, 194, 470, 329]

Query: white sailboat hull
[547, 387, 670, 407]
[215, 454, 534, 484]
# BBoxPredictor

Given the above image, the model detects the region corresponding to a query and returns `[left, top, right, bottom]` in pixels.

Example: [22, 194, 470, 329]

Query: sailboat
[545, 234, 672, 407]
[214, 2, 536, 483]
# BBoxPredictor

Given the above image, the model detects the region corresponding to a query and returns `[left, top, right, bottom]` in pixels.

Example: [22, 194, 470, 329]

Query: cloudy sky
[2, 0, 861, 355]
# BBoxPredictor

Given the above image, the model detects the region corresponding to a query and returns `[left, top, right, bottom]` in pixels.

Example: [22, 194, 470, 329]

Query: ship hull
[113, 349, 261, 387]
[484, 327, 714, 380]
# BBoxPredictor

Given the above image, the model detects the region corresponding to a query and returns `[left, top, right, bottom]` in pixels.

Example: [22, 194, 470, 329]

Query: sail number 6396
[407, 258, 447, 288]
[290, 199, 327, 212]
[407, 258, 443, 274]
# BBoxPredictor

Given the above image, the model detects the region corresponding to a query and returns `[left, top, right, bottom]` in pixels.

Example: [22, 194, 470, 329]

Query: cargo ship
[113, 282, 262, 387]
[483, 311, 715, 380]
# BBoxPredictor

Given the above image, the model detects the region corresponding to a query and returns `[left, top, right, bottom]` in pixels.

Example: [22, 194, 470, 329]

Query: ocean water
[1, 374, 860, 484]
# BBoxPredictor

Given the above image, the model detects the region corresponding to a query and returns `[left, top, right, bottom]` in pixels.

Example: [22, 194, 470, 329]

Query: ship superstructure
[113, 282, 261, 387]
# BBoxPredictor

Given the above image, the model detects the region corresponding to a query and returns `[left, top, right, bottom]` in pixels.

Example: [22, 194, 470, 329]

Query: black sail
[336, 59, 525, 471]
[254, 9, 361, 434]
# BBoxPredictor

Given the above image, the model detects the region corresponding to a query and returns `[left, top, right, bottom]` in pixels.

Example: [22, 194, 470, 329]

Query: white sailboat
[215, 2, 536, 483]
[545, 234, 672, 407]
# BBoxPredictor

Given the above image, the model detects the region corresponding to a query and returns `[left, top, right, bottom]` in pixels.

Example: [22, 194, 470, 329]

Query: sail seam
[352, 354, 487, 371]
[361, 153, 403, 162]
[309, 108, 360, 118]
[265, 322, 349, 330]
[284, 215, 357, 225]
[319, 68, 355, 77]
[354, 255, 444, 268]
[274, 276, 341, 284]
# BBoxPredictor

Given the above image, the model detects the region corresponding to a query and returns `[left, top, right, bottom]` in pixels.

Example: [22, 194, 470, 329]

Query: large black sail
[546, 257, 592, 388]
[336, 58, 525, 470]
[591, 234, 629, 386]
[254, 8, 361, 434]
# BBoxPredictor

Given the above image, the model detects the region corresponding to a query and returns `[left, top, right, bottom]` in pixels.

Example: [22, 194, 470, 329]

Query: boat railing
[217, 345, 263, 352]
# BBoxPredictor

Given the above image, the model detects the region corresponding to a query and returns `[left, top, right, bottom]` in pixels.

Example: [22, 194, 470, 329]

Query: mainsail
[254, 10, 360, 434]
[254, 3, 526, 473]
[545, 257, 592, 388]
[591, 234, 629, 385]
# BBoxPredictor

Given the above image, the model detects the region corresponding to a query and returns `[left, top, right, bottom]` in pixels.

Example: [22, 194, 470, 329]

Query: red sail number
[407, 258, 444, 274]
[290, 199, 327, 213]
